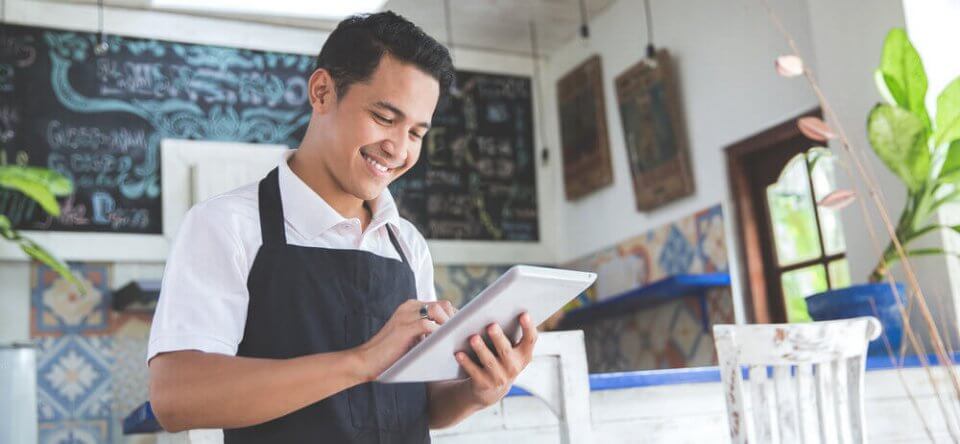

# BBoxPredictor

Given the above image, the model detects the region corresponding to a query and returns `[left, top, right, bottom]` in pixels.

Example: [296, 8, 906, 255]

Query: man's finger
[487, 324, 513, 359]
[517, 313, 538, 356]
[471, 334, 505, 381]
[426, 302, 450, 325]
[455, 351, 487, 383]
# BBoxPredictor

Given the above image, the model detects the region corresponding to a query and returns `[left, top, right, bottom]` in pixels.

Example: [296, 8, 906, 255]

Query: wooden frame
[557, 55, 613, 201]
[614, 49, 694, 211]
[725, 108, 821, 323]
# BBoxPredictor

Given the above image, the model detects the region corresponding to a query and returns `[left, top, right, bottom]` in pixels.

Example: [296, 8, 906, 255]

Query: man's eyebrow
[372, 100, 431, 130]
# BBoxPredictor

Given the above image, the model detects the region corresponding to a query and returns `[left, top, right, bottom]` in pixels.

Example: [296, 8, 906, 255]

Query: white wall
[539, 0, 822, 321]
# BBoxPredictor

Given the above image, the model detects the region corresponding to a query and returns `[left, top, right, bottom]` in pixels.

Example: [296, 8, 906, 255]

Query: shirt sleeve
[414, 242, 438, 303]
[146, 202, 251, 364]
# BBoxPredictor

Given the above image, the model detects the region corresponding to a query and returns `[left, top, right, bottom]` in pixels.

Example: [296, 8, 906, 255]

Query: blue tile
[38, 419, 110, 444]
[36, 335, 114, 422]
[658, 225, 694, 276]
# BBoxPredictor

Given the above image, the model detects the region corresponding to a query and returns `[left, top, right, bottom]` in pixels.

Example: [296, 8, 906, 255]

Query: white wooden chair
[713, 316, 881, 444]
[513, 330, 594, 444]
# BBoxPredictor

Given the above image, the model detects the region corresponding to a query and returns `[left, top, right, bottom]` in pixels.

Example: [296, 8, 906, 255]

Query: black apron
[223, 168, 430, 443]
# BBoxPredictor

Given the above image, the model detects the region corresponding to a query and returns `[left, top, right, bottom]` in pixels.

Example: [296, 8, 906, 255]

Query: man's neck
[288, 151, 372, 228]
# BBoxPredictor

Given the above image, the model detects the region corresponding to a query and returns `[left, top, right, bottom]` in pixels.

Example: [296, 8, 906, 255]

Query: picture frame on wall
[557, 55, 613, 201]
[614, 49, 694, 211]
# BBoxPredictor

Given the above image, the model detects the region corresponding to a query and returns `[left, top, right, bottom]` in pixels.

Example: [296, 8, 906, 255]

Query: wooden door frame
[725, 108, 822, 324]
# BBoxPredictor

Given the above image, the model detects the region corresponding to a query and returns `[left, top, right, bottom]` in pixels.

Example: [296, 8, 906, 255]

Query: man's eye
[410, 131, 424, 140]
[373, 113, 393, 124]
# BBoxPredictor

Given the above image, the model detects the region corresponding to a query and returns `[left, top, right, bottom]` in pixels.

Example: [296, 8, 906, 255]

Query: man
[147, 11, 538, 443]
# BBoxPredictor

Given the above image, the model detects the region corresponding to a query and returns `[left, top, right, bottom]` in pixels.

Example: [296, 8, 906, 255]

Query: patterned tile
[36, 335, 114, 421]
[31, 263, 111, 337]
[561, 204, 732, 371]
[669, 304, 703, 360]
[38, 419, 110, 444]
[658, 225, 694, 277]
[696, 205, 728, 273]
[112, 336, 150, 422]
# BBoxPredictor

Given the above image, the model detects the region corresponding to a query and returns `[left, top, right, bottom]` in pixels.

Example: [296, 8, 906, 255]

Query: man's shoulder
[183, 181, 260, 232]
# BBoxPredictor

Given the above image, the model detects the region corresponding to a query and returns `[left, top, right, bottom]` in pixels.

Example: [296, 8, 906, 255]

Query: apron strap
[258, 168, 287, 246]
[385, 224, 409, 265]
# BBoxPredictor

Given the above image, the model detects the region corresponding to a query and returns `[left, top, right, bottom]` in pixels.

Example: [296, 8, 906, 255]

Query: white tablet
[376, 265, 597, 383]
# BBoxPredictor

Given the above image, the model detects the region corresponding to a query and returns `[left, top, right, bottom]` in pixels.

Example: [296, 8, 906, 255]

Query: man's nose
[379, 138, 409, 165]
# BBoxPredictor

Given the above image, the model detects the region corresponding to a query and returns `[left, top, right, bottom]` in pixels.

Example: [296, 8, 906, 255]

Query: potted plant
[805, 28, 960, 355]
[0, 163, 84, 290]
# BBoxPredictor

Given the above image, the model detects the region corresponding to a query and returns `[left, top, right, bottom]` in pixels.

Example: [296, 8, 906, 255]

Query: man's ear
[308, 68, 338, 113]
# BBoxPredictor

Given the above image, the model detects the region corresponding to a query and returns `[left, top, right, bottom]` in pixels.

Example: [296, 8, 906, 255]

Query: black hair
[316, 11, 455, 100]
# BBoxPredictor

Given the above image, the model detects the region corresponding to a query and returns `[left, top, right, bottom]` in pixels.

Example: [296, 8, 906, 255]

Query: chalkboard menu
[389, 71, 539, 241]
[0, 23, 538, 241]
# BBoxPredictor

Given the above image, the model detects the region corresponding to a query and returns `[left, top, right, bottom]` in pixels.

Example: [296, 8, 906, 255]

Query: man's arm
[149, 349, 368, 432]
[426, 380, 486, 429]
[149, 299, 448, 432]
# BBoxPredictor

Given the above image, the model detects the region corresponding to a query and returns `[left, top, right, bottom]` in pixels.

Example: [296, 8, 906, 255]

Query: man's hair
[316, 11, 455, 100]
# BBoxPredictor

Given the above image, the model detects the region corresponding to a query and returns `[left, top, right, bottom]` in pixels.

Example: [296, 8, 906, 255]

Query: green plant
[0, 164, 85, 291]
[867, 28, 960, 282]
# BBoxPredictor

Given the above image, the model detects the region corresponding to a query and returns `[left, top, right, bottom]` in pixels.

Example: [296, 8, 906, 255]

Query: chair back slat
[774, 366, 800, 443]
[714, 317, 881, 444]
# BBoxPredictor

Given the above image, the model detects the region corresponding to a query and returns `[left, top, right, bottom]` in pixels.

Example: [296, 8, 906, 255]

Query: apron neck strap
[385, 224, 409, 265]
[258, 168, 287, 246]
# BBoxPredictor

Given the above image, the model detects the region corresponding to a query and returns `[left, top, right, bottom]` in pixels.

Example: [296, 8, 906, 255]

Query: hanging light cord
[529, 21, 549, 165]
[443, 0, 455, 61]
[578, 0, 589, 38]
[643, 0, 656, 58]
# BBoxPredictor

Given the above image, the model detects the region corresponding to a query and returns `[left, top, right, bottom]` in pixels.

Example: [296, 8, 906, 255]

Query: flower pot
[805, 283, 906, 356]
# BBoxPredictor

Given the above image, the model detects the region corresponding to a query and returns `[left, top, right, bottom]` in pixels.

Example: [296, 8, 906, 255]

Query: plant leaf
[818, 189, 856, 210]
[798, 117, 836, 142]
[935, 76, 960, 148]
[17, 237, 85, 294]
[874, 70, 899, 106]
[0, 214, 13, 239]
[939, 140, 960, 183]
[0, 166, 73, 216]
[868, 104, 930, 192]
[879, 28, 930, 129]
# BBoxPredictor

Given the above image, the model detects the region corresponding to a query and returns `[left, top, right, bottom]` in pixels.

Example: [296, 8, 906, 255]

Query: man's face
[318, 54, 440, 201]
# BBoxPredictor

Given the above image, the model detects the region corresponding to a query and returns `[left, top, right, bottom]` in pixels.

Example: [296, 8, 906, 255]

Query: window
[766, 149, 849, 321]
[727, 110, 851, 323]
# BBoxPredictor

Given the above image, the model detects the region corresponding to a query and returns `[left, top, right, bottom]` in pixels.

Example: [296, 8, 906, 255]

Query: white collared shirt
[147, 151, 437, 363]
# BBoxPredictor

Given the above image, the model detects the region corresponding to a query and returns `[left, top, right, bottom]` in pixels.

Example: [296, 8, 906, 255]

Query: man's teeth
[363, 154, 389, 173]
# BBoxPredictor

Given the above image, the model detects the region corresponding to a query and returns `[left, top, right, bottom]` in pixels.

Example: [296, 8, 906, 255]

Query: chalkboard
[0, 23, 538, 241]
[389, 71, 539, 241]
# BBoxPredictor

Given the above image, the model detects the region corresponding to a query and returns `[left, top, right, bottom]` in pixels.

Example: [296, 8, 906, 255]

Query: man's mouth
[362, 152, 395, 175]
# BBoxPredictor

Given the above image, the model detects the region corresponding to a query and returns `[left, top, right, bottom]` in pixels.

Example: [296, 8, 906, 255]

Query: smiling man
[146, 11, 538, 443]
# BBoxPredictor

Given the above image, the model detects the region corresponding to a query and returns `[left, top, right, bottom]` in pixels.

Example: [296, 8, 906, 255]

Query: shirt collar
[276, 150, 401, 240]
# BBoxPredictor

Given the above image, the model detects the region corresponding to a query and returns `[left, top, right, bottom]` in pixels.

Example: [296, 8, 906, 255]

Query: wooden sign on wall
[557, 55, 613, 201]
[615, 49, 694, 211]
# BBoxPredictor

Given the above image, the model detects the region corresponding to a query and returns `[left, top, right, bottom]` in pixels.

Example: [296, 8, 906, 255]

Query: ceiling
[41, 0, 619, 56]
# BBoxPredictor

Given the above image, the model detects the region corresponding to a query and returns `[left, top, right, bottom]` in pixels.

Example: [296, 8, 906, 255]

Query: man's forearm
[426, 380, 488, 429]
[149, 349, 370, 432]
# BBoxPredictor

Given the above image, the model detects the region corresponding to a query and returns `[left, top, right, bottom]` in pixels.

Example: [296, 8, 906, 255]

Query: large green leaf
[0, 166, 73, 216]
[868, 104, 931, 192]
[940, 140, 960, 183]
[17, 237, 85, 294]
[935, 76, 960, 148]
[0, 215, 12, 239]
[879, 28, 930, 129]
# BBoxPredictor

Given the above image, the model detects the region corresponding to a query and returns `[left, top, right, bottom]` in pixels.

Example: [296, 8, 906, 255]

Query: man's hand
[355, 299, 457, 381]
[455, 312, 538, 407]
